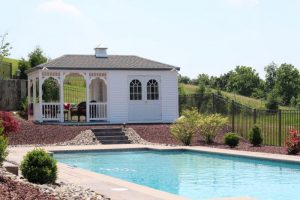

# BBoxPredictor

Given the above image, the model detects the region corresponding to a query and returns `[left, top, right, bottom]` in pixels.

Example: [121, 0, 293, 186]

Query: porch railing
[89, 102, 107, 120]
[42, 103, 61, 121]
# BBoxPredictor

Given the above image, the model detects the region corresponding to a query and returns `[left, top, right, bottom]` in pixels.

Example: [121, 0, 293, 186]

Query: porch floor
[33, 121, 111, 126]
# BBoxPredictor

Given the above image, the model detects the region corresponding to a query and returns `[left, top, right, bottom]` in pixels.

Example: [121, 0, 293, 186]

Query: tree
[178, 75, 191, 84]
[0, 33, 12, 62]
[213, 71, 233, 91]
[251, 79, 266, 99]
[196, 73, 211, 87]
[275, 63, 300, 105]
[265, 89, 280, 110]
[18, 58, 30, 79]
[264, 62, 277, 93]
[28, 47, 47, 68]
[227, 66, 261, 97]
[42, 78, 59, 102]
[291, 96, 297, 107]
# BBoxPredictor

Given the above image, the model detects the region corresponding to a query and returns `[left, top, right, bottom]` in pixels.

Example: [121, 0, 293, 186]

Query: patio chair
[70, 100, 97, 122]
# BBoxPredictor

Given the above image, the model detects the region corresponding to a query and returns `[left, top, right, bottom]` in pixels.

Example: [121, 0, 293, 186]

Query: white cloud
[38, 0, 82, 16]
[225, 0, 260, 7]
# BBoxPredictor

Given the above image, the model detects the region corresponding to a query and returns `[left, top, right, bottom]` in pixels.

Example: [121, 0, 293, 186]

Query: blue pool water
[54, 149, 300, 200]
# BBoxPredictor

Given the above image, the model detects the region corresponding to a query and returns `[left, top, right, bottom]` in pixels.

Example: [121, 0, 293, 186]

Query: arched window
[147, 79, 159, 100]
[130, 79, 142, 100]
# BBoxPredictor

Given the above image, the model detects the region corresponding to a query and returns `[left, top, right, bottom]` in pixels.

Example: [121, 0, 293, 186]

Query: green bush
[249, 124, 263, 146]
[0, 125, 8, 166]
[224, 133, 239, 148]
[198, 114, 228, 144]
[20, 148, 57, 184]
[19, 97, 28, 113]
[171, 108, 201, 145]
[265, 90, 280, 110]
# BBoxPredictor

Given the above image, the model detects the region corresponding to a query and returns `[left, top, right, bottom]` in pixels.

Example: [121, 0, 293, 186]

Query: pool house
[26, 47, 180, 123]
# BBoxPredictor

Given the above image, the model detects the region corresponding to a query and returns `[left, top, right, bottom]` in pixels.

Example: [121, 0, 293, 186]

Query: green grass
[63, 84, 86, 104]
[180, 83, 298, 146]
[64, 76, 86, 87]
[179, 83, 198, 95]
[2, 57, 19, 76]
[63, 75, 86, 103]
[180, 84, 293, 110]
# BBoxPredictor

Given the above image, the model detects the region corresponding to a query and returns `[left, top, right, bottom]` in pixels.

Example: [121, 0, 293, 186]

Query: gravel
[0, 167, 108, 200]
[57, 130, 100, 146]
[6, 117, 292, 155]
[6, 117, 118, 145]
[124, 128, 153, 145]
[129, 124, 293, 155]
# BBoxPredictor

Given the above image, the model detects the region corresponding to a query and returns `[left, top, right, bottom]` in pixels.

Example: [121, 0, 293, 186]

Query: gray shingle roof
[26, 55, 180, 73]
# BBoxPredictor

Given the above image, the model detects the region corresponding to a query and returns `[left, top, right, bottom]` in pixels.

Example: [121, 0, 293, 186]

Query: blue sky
[1, 0, 300, 78]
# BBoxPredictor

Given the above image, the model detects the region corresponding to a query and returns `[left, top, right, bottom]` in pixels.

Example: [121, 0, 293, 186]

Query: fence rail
[179, 93, 300, 146]
[64, 85, 86, 104]
[42, 103, 61, 121]
[89, 102, 107, 120]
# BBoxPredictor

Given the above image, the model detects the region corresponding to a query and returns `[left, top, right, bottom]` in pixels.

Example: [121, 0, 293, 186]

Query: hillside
[180, 84, 292, 110]
[2, 57, 19, 76]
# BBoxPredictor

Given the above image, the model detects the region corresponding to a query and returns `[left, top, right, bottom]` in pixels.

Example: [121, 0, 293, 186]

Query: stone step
[94, 131, 125, 136]
[96, 135, 128, 141]
[91, 127, 130, 144]
[91, 128, 122, 133]
[100, 140, 131, 144]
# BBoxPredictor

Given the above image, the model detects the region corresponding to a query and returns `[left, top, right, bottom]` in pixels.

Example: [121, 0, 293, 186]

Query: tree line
[179, 63, 300, 110]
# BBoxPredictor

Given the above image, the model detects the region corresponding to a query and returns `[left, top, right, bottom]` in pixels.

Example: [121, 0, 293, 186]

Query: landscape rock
[0, 167, 109, 200]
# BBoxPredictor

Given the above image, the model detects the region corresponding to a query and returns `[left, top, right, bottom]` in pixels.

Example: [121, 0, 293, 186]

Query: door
[128, 76, 161, 122]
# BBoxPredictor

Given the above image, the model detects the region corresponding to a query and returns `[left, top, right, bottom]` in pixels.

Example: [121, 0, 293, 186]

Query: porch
[28, 70, 108, 123]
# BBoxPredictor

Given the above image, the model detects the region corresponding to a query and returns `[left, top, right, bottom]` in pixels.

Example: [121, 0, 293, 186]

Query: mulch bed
[7, 118, 119, 145]
[0, 176, 56, 200]
[7, 117, 291, 155]
[129, 124, 290, 155]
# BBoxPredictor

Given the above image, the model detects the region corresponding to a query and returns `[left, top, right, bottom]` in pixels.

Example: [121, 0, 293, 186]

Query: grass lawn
[180, 83, 292, 110]
[2, 57, 19, 76]
[64, 84, 86, 104]
[179, 83, 299, 146]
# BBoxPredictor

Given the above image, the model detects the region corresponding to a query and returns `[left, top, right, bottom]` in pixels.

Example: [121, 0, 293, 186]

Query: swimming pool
[54, 149, 300, 200]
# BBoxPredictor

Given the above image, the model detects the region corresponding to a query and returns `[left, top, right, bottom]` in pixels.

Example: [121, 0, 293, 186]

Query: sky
[1, 0, 300, 79]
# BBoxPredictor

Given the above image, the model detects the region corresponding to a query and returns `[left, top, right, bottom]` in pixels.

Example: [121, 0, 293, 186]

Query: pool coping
[8, 144, 300, 200]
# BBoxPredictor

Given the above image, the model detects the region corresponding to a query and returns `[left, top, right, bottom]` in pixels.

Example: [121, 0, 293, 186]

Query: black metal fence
[179, 93, 300, 146]
[64, 85, 86, 104]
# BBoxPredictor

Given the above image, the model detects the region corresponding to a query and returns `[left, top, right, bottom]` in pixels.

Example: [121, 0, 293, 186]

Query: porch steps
[91, 128, 130, 144]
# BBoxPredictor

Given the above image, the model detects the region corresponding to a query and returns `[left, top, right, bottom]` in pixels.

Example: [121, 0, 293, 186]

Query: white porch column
[27, 78, 31, 119]
[59, 73, 64, 122]
[38, 71, 43, 122]
[86, 74, 90, 122]
[32, 77, 37, 121]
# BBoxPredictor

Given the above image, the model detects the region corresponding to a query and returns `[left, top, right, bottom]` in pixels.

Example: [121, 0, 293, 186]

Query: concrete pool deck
[8, 144, 300, 200]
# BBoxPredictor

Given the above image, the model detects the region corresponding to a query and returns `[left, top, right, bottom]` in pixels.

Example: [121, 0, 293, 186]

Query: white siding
[161, 71, 179, 122]
[107, 71, 128, 123]
[28, 69, 179, 123]
[108, 70, 178, 123]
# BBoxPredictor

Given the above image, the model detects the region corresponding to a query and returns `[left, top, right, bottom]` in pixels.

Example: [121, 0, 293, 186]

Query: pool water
[54, 149, 300, 200]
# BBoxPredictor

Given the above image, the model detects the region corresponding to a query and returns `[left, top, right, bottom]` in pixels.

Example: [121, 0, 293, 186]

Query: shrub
[265, 90, 280, 110]
[285, 129, 300, 155]
[198, 114, 228, 144]
[19, 97, 28, 113]
[171, 108, 201, 145]
[0, 124, 8, 166]
[249, 124, 263, 146]
[224, 133, 239, 148]
[0, 111, 19, 134]
[290, 96, 297, 107]
[20, 148, 57, 184]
